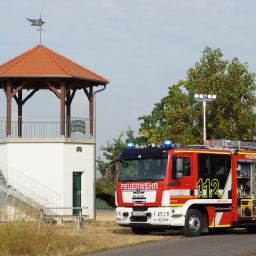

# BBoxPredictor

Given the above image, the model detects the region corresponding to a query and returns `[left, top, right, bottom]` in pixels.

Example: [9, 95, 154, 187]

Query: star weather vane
[26, 14, 46, 45]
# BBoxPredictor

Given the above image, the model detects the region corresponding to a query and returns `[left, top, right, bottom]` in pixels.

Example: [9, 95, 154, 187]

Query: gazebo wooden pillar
[18, 90, 22, 137]
[6, 80, 12, 136]
[60, 81, 66, 136]
[0, 45, 109, 139]
[66, 90, 71, 137]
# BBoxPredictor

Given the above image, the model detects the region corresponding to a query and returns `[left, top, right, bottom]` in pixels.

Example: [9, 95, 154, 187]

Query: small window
[76, 146, 82, 152]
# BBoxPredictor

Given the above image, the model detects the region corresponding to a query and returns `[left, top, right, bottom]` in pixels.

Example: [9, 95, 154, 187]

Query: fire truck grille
[130, 216, 147, 222]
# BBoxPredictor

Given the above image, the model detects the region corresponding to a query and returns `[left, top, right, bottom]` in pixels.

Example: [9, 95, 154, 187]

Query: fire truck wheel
[131, 227, 152, 235]
[246, 226, 256, 234]
[183, 209, 203, 237]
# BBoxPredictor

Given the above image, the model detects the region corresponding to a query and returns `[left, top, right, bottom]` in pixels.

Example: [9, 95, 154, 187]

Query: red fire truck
[115, 139, 256, 236]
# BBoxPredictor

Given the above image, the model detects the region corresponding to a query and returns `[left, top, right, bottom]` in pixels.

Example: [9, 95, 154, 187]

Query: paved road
[89, 230, 256, 256]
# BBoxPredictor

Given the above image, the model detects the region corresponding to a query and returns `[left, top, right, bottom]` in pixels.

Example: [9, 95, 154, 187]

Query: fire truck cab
[115, 139, 256, 237]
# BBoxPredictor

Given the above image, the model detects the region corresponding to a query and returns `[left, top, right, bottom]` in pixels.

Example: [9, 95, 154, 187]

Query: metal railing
[0, 116, 91, 139]
[206, 139, 256, 150]
[0, 162, 61, 213]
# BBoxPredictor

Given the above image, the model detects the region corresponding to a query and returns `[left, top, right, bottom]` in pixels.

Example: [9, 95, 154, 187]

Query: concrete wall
[6, 143, 63, 197]
[63, 143, 94, 217]
[0, 139, 95, 218]
[0, 144, 7, 167]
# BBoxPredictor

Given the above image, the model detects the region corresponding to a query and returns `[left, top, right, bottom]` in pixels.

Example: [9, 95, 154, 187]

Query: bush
[96, 178, 115, 208]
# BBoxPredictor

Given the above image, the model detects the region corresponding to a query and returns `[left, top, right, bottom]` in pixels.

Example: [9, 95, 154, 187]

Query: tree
[139, 47, 256, 144]
[96, 129, 147, 207]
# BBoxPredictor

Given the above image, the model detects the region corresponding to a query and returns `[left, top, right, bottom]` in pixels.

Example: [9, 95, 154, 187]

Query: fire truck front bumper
[116, 207, 185, 228]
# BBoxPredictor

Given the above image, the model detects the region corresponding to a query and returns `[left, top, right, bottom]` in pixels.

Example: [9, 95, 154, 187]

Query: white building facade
[0, 138, 95, 217]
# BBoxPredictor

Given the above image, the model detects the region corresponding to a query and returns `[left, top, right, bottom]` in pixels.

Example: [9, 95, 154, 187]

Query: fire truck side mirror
[176, 158, 184, 180]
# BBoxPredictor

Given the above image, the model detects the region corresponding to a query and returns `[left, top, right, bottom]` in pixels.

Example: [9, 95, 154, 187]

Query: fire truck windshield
[118, 148, 168, 182]
[119, 158, 167, 181]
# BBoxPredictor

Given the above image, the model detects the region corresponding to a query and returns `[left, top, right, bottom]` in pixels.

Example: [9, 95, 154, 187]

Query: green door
[73, 172, 82, 215]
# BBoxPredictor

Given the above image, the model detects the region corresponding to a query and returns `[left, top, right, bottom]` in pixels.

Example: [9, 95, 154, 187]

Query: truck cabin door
[171, 154, 194, 193]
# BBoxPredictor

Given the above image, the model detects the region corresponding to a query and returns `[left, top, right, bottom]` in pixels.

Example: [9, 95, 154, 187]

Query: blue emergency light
[126, 142, 135, 149]
[163, 139, 172, 148]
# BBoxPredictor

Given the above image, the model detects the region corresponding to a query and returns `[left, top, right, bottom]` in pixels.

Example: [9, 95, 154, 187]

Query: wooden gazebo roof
[0, 45, 109, 138]
[0, 45, 109, 85]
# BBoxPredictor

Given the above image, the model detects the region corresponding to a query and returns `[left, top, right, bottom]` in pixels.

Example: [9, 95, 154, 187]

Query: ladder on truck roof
[206, 139, 256, 150]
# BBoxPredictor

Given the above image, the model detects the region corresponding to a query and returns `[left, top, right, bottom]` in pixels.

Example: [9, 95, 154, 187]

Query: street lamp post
[194, 93, 217, 144]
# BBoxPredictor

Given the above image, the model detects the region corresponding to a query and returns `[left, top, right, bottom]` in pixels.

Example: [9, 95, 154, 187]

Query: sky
[0, 0, 256, 156]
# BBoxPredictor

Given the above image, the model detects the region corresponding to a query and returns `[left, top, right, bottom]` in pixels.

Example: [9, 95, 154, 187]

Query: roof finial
[26, 14, 46, 45]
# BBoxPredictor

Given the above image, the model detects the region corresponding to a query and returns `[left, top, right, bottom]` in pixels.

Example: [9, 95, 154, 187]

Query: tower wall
[0, 138, 95, 218]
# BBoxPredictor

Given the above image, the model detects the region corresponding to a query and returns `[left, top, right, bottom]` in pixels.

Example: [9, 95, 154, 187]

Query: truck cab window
[172, 156, 191, 180]
[198, 154, 211, 178]
[198, 153, 231, 189]
[212, 155, 230, 177]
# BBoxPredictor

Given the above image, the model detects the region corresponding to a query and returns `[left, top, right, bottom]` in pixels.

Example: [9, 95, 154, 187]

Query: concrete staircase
[0, 167, 60, 218]
[0, 170, 41, 210]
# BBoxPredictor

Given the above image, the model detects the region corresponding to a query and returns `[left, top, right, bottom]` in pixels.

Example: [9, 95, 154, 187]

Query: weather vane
[26, 14, 46, 45]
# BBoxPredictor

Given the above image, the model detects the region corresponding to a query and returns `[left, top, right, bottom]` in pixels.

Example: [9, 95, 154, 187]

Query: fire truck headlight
[158, 212, 169, 217]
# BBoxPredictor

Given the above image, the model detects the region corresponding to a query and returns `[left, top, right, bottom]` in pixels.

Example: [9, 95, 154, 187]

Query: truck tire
[131, 227, 152, 235]
[246, 226, 256, 234]
[182, 209, 203, 237]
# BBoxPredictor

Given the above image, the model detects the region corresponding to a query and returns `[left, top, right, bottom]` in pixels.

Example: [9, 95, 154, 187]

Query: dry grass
[96, 209, 115, 222]
[0, 220, 182, 256]
[79, 220, 182, 255]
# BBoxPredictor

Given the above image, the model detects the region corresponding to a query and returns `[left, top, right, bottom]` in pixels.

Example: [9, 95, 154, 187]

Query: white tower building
[0, 45, 109, 219]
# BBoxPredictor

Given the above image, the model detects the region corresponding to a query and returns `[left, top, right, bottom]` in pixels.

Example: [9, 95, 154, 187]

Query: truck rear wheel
[131, 227, 152, 235]
[183, 209, 203, 237]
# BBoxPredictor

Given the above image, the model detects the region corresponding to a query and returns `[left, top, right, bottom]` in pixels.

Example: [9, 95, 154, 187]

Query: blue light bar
[163, 140, 172, 148]
[126, 142, 135, 149]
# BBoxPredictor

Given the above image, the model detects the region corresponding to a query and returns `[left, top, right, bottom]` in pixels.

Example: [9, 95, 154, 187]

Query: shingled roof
[0, 45, 109, 84]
